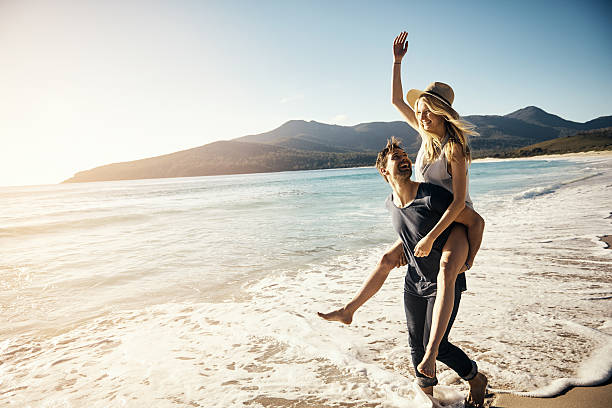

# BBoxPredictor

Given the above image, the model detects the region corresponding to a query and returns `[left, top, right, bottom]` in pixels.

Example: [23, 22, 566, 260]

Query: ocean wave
[0, 213, 152, 238]
[513, 172, 602, 200]
[0, 299, 466, 408]
[492, 320, 612, 398]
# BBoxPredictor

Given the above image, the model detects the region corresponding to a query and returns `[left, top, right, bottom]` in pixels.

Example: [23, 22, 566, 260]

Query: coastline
[474, 149, 612, 163]
[5, 150, 609, 189]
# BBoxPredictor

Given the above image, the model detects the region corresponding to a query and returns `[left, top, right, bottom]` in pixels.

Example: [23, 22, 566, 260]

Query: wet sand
[491, 382, 612, 408]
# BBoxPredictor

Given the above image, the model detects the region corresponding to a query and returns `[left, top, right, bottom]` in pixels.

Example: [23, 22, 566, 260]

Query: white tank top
[414, 135, 474, 208]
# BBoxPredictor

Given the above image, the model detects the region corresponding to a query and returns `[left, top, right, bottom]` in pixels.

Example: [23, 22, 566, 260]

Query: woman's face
[416, 98, 445, 137]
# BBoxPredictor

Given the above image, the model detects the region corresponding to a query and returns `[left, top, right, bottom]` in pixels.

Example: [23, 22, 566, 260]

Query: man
[318, 138, 487, 407]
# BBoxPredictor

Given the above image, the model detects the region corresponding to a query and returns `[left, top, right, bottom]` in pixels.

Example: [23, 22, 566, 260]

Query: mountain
[464, 107, 612, 156]
[235, 109, 612, 157]
[62, 140, 377, 183]
[584, 115, 612, 130]
[235, 120, 421, 153]
[505, 106, 612, 133]
[505, 106, 583, 131]
[63, 107, 612, 183]
[464, 114, 560, 152]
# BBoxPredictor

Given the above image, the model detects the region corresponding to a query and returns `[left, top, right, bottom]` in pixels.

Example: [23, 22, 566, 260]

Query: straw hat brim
[406, 89, 452, 110]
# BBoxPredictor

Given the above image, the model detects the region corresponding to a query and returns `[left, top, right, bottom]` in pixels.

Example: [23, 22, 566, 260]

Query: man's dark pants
[403, 280, 478, 388]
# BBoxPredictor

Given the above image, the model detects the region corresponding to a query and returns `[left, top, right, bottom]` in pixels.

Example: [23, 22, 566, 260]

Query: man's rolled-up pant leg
[403, 290, 439, 387]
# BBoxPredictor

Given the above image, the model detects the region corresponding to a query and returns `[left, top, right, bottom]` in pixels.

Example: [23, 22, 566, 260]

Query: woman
[391, 31, 486, 403]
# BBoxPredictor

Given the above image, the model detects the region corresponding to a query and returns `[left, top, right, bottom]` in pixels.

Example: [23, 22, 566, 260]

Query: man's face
[384, 148, 412, 181]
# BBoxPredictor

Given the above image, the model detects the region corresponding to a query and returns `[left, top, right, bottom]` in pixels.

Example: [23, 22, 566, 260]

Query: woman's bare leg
[417, 224, 468, 378]
[318, 239, 405, 324]
[464, 210, 485, 270]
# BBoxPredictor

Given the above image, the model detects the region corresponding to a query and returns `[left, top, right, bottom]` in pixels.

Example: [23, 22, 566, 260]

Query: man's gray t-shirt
[385, 182, 467, 297]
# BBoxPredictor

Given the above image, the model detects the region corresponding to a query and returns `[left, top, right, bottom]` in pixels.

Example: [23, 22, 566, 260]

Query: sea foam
[2, 157, 611, 406]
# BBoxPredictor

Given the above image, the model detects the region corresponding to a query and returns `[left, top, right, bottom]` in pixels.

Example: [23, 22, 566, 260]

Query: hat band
[424, 90, 452, 107]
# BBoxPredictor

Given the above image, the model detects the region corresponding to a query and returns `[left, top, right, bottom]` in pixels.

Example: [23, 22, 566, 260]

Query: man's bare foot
[465, 372, 488, 408]
[417, 351, 437, 378]
[420, 385, 433, 396]
[317, 307, 353, 325]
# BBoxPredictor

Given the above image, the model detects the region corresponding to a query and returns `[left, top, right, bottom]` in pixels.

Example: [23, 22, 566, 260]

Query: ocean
[2, 155, 611, 407]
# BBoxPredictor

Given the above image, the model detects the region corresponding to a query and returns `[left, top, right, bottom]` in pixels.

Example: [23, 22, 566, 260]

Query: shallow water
[1, 157, 611, 407]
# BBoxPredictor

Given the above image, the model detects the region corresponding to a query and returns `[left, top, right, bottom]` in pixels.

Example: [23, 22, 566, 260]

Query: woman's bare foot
[417, 351, 437, 378]
[465, 372, 488, 408]
[317, 307, 353, 325]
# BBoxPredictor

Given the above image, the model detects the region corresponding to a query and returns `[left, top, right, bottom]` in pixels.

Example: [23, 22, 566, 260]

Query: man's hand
[397, 247, 408, 267]
[385, 239, 407, 268]
[414, 235, 434, 257]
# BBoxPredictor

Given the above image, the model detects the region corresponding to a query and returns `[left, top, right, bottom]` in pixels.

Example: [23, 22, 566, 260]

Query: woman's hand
[414, 235, 434, 257]
[393, 31, 408, 62]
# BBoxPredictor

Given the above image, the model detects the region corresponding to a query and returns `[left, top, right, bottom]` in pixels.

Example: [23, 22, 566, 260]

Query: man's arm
[318, 239, 406, 325]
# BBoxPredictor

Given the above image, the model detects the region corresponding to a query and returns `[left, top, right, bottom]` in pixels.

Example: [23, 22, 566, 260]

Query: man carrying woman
[318, 31, 488, 407]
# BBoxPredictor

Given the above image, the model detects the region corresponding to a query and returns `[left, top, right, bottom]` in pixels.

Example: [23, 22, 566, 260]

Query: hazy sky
[1, 0, 611, 186]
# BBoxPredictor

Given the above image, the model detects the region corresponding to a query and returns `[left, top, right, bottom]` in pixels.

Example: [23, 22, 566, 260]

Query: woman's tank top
[414, 135, 474, 208]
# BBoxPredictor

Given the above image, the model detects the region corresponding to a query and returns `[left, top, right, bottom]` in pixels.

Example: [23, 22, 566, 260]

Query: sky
[1, 0, 611, 187]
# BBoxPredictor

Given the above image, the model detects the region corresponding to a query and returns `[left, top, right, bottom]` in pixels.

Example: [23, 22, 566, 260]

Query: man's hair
[375, 136, 403, 175]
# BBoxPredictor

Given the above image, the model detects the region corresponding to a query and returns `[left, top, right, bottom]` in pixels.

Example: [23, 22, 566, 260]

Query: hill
[63, 141, 377, 183]
[506, 106, 612, 132]
[494, 127, 612, 158]
[235, 120, 421, 153]
[236, 109, 612, 158]
[63, 107, 612, 183]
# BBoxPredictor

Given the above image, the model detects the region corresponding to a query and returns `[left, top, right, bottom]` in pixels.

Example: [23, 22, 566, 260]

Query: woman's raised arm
[392, 31, 419, 131]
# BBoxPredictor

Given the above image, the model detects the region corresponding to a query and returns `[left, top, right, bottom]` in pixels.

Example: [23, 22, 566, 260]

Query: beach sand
[474, 149, 612, 163]
[491, 383, 612, 408]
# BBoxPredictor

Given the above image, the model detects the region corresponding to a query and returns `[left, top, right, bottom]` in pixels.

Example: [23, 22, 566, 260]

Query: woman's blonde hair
[415, 95, 477, 164]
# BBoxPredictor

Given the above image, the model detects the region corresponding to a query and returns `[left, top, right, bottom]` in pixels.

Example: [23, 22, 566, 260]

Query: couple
[318, 32, 488, 407]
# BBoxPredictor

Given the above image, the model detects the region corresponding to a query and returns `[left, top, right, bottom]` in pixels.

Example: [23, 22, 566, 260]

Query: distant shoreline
[3, 150, 612, 189]
[474, 149, 612, 163]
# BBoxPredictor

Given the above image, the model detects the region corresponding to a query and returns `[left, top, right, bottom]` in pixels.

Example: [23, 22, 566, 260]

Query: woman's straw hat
[406, 82, 454, 110]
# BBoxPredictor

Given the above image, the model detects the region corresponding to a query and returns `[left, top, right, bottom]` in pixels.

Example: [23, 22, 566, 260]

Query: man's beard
[396, 171, 412, 182]
[397, 167, 412, 179]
